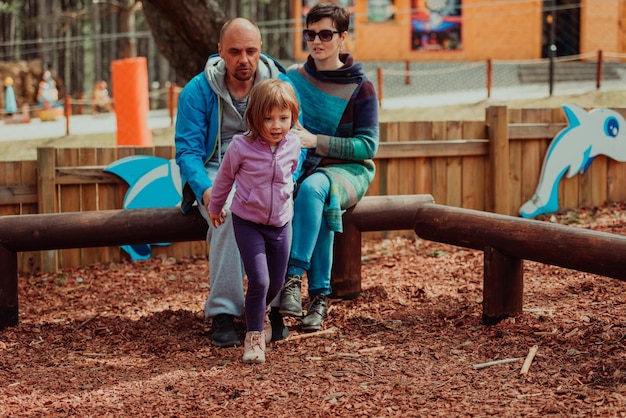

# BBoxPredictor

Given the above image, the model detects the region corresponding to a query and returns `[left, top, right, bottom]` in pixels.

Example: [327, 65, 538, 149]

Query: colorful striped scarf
[287, 53, 379, 232]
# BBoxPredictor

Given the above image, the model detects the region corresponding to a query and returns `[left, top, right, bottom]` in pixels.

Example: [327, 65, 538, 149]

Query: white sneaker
[242, 331, 266, 364]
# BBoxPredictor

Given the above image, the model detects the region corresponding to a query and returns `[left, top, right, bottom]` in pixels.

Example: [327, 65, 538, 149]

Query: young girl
[208, 79, 304, 363]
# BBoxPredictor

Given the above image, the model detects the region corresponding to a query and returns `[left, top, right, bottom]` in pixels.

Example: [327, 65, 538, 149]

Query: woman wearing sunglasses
[279, 2, 379, 332]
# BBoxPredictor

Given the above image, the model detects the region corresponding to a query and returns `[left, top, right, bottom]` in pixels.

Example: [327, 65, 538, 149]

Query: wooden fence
[3, 105, 626, 273]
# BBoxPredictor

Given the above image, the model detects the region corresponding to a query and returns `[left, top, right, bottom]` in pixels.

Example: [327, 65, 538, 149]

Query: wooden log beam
[0, 195, 435, 329]
[0, 206, 208, 330]
[414, 203, 626, 322]
[0, 206, 208, 252]
[332, 194, 435, 298]
[414, 203, 626, 281]
[344, 194, 436, 232]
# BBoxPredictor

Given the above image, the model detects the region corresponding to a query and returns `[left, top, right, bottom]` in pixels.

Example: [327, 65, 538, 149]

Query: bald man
[175, 18, 292, 347]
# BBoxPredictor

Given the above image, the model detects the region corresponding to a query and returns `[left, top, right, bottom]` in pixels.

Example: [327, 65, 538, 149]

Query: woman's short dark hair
[306, 2, 350, 33]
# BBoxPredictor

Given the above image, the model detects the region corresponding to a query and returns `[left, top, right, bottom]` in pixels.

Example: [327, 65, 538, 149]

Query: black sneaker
[279, 274, 303, 317]
[211, 314, 240, 347]
[301, 294, 328, 332]
[268, 307, 289, 342]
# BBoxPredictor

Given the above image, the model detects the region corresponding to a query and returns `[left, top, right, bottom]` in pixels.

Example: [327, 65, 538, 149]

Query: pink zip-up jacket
[209, 131, 304, 227]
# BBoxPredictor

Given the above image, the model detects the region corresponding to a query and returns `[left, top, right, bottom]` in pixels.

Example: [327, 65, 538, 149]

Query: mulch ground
[2, 203, 626, 417]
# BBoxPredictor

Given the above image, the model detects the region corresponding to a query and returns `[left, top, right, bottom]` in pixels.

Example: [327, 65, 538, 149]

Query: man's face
[218, 24, 262, 82]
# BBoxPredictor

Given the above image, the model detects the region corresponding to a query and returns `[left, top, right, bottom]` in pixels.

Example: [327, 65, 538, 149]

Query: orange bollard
[65, 96, 72, 136]
[111, 57, 153, 147]
[168, 83, 175, 126]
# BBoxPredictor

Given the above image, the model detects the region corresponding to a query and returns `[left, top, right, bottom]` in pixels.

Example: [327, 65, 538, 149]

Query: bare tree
[141, 0, 226, 82]
[118, 0, 142, 59]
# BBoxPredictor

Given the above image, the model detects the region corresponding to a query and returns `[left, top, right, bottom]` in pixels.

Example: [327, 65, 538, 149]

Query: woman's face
[305, 17, 345, 65]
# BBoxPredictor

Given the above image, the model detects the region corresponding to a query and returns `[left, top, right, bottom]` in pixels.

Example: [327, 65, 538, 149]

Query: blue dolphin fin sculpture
[104, 155, 184, 260]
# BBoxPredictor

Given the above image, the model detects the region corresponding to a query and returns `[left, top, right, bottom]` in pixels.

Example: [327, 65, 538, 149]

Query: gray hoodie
[203, 54, 287, 164]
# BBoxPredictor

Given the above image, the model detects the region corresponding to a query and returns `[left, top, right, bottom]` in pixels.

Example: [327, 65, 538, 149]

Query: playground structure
[2, 194, 626, 331]
[4, 107, 626, 272]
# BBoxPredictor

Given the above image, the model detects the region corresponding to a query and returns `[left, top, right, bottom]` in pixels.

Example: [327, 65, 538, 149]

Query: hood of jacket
[203, 53, 286, 99]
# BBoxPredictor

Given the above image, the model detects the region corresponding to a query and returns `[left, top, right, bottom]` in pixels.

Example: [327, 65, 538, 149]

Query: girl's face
[262, 106, 292, 146]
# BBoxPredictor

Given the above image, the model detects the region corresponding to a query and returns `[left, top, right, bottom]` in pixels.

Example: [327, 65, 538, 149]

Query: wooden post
[405, 60, 410, 85]
[37, 147, 58, 272]
[482, 246, 523, 324]
[376, 67, 383, 108]
[331, 212, 362, 299]
[596, 49, 603, 90]
[486, 106, 510, 215]
[0, 245, 18, 330]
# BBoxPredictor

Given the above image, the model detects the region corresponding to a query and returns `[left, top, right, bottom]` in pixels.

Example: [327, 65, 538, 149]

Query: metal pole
[486, 58, 492, 99]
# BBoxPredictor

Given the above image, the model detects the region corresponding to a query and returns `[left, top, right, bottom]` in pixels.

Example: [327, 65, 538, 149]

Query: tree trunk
[119, 0, 137, 58]
[141, 0, 226, 82]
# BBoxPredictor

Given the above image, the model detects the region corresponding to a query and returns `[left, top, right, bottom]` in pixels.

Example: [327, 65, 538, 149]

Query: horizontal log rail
[3, 195, 626, 330]
[413, 203, 626, 280]
[0, 206, 209, 330]
[0, 206, 208, 252]
[412, 203, 626, 323]
[331, 194, 436, 298]
[0, 195, 434, 330]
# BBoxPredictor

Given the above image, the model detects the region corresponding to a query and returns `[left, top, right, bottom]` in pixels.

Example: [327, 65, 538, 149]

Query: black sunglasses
[303, 29, 340, 42]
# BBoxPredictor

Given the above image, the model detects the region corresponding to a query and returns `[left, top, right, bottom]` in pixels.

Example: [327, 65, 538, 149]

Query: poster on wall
[368, 0, 396, 22]
[411, 0, 462, 51]
[302, 0, 355, 51]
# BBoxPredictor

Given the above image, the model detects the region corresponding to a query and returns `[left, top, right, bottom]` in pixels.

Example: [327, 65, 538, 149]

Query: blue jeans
[233, 214, 291, 332]
[288, 172, 334, 297]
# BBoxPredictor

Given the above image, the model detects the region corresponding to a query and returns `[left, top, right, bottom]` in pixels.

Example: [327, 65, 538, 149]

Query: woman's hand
[293, 126, 318, 149]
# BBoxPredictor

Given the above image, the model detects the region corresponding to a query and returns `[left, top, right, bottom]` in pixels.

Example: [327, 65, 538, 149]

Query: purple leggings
[232, 214, 291, 332]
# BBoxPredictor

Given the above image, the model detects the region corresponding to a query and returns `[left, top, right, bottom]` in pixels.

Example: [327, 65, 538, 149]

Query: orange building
[293, 0, 625, 62]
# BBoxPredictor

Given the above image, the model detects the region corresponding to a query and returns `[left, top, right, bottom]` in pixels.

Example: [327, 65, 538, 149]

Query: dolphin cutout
[104, 155, 184, 260]
[520, 104, 626, 218]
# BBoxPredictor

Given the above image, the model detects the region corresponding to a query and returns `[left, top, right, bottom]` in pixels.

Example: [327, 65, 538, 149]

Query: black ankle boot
[279, 274, 303, 317]
[269, 307, 289, 341]
[301, 294, 328, 332]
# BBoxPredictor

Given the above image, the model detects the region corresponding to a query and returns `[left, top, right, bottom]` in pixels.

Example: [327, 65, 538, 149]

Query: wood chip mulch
[2, 203, 626, 417]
